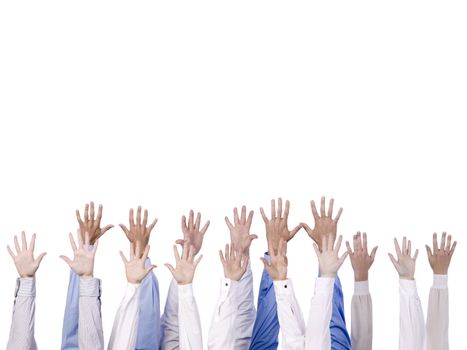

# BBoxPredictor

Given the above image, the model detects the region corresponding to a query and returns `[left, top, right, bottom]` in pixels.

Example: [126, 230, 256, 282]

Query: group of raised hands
[4, 197, 457, 350]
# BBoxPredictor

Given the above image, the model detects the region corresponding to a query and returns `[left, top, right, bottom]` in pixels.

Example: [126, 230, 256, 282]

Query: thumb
[60, 255, 72, 267]
[165, 263, 176, 276]
[36, 252, 47, 265]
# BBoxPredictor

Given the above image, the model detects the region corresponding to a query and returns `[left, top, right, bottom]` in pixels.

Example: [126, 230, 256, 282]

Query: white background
[1, 1, 466, 349]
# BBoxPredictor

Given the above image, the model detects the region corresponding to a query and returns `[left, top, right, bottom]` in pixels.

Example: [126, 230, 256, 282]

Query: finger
[21, 231, 27, 251]
[388, 253, 398, 268]
[394, 238, 402, 257]
[145, 264, 157, 275]
[241, 206, 246, 224]
[234, 207, 240, 225]
[200, 220, 210, 235]
[425, 245, 433, 258]
[320, 196, 326, 217]
[246, 210, 254, 228]
[143, 209, 148, 228]
[89, 202, 95, 226]
[36, 252, 47, 265]
[195, 212, 201, 230]
[310, 201, 319, 220]
[99, 224, 114, 237]
[130, 208, 135, 229]
[433, 233, 438, 251]
[188, 244, 195, 262]
[7, 245, 16, 259]
[446, 234, 452, 252]
[130, 243, 135, 260]
[356, 232, 362, 253]
[260, 257, 270, 269]
[301, 222, 313, 236]
[136, 206, 142, 227]
[271, 199, 276, 219]
[225, 216, 234, 230]
[284, 200, 290, 218]
[242, 255, 250, 270]
[135, 241, 141, 259]
[173, 245, 181, 262]
[76, 210, 84, 227]
[181, 215, 188, 232]
[194, 254, 203, 267]
[362, 232, 368, 254]
[60, 255, 73, 267]
[328, 198, 334, 218]
[335, 235, 343, 253]
[449, 241, 457, 256]
[188, 210, 194, 229]
[289, 224, 301, 239]
[165, 263, 176, 275]
[249, 234, 258, 243]
[402, 237, 407, 255]
[92, 239, 99, 254]
[313, 243, 320, 258]
[260, 207, 269, 223]
[370, 246, 378, 261]
[353, 233, 359, 252]
[84, 203, 89, 224]
[120, 224, 131, 240]
[219, 249, 226, 265]
[142, 245, 150, 261]
[96, 204, 103, 227]
[69, 233, 77, 252]
[29, 233, 36, 252]
[175, 239, 185, 247]
[345, 241, 352, 255]
[407, 240, 412, 256]
[413, 249, 419, 260]
[77, 230, 84, 249]
[148, 217, 158, 233]
[334, 207, 343, 223]
[337, 251, 349, 268]
[440, 232, 446, 251]
[277, 198, 283, 219]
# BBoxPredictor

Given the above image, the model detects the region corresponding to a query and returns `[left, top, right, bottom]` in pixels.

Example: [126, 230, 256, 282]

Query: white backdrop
[1, 1, 466, 349]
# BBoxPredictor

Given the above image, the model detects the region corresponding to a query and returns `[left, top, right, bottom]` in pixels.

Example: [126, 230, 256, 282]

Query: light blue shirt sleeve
[330, 276, 351, 350]
[248, 253, 279, 350]
[135, 258, 161, 350]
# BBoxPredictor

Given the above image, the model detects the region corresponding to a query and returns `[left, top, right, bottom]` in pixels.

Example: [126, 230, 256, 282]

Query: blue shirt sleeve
[135, 258, 161, 350]
[330, 275, 351, 350]
[61, 270, 79, 350]
[248, 253, 279, 350]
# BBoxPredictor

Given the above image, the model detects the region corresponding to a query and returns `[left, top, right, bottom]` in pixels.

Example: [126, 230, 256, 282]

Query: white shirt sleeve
[108, 283, 141, 350]
[305, 277, 334, 350]
[274, 278, 306, 350]
[178, 283, 203, 350]
[160, 279, 180, 350]
[426, 274, 449, 350]
[7, 278, 38, 350]
[399, 279, 426, 350]
[351, 280, 372, 350]
[78, 277, 104, 350]
[208, 264, 256, 350]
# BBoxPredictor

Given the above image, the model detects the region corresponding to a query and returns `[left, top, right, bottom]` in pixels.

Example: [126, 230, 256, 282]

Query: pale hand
[219, 243, 249, 281]
[388, 237, 418, 280]
[314, 234, 348, 278]
[60, 231, 97, 278]
[260, 239, 288, 281]
[346, 232, 378, 281]
[7, 232, 47, 278]
[119, 242, 156, 284]
[76, 202, 114, 245]
[166, 242, 203, 285]
[302, 196, 342, 251]
[426, 232, 457, 275]
[225, 206, 257, 256]
[176, 210, 210, 256]
[120, 206, 158, 258]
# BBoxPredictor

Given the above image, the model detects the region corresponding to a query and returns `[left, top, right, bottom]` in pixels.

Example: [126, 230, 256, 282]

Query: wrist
[321, 272, 336, 278]
[354, 271, 369, 282]
[400, 275, 414, 280]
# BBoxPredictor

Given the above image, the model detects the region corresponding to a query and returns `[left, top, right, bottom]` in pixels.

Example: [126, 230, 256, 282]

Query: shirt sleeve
[305, 277, 334, 350]
[7, 277, 38, 350]
[426, 274, 449, 350]
[351, 281, 372, 350]
[108, 283, 141, 350]
[273, 279, 306, 350]
[78, 277, 104, 350]
[160, 279, 180, 350]
[208, 263, 256, 350]
[61, 270, 80, 350]
[330, 275, 351, 350]
[136, 258, 161, 349]
[178, 283, 203, 350]
[248, 253, 279, 350]
[399, 279, 426, 350]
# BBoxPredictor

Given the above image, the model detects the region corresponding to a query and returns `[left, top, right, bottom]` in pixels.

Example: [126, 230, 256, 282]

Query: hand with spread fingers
[119, 242, 156, 284]
[219, 244, 249, 281]
[260, 239, 288, 281]
[346, 232, 378, 282]
[313, 234, 348, 278]
[119, 206, 158, 258]
[165, 242, 203, 285]
[76, 201, 114, 245]
[176, 210, 210, 256]
[225, 206, 257, 256]
[426, 232, 457, 275]
[60, 231, 98, 278]
[388, 237, 418, 280]
[7, 232, 47, 278]
[302, 196, 343, 251]
[260, 198, 301, 255]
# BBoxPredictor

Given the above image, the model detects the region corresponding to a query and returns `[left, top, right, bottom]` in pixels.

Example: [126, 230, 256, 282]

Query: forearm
[426, 275, 449, 350]
[108, 283, 141, 350]
[399, 279, 426, 350]
[7, 278, 37, 350]
[274, 279, 306, 350]
[78, 277, 104, 350]
[351, 281, 372, 350]
[179, 283, 203, 350]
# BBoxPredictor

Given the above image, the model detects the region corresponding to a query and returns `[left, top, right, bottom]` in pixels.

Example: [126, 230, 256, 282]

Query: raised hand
[60, 231, 98, 278]
[219, 244, 249, 281]
[260, 198, 301, 255]
[176, 210, 210, 256]
[76, 201, 114, 245]
[119, 206, 158, 258]
[426, 232, 457, 275]
[388, 237, 418, 280]
[346, 232, 378, 281]
[313, 234, 348, 278]
[119, 242, 156, 284]
[302, 196, 342, 251]
[260, 239, 288, 281]
[165, 242, 203, 285]
[7, 232, 47, 278]
[225, 206, 257, 256]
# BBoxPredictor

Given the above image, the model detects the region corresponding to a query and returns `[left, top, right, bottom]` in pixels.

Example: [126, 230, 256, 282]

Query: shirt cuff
[178, 283, 194, 300]
[354, 280, 370, 295]
[433, 274, 448, 289]
[314, 277, 334, 295]
[80, 277, 101, 297]
[16, 277, 36, 297]
[273, 279, 294, 296]
[399, 278, 418, 296]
